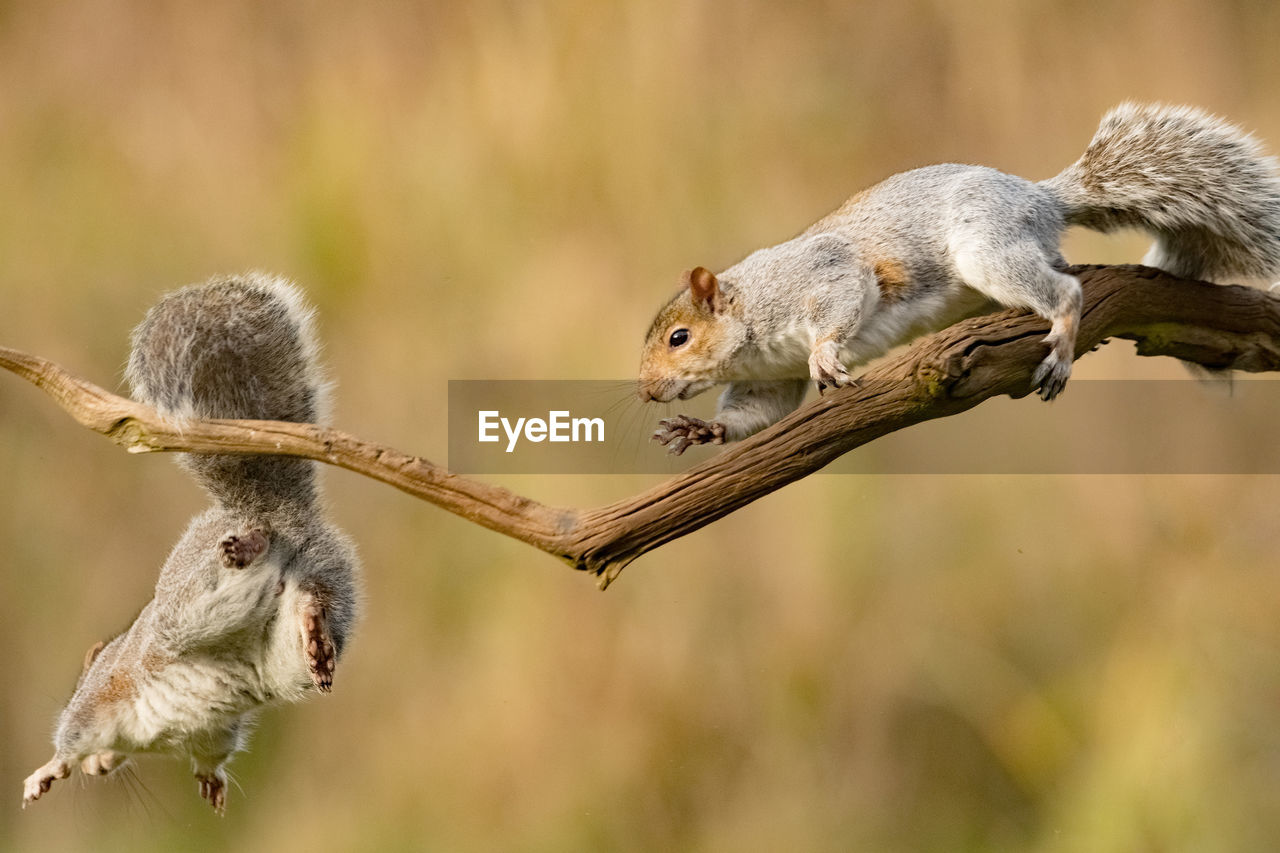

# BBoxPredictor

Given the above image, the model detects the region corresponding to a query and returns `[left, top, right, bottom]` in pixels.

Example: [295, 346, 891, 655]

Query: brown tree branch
[3, 265, 1279, 588]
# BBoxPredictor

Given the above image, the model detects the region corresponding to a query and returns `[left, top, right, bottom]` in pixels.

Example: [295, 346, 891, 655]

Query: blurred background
[3, 1, 1280, 850]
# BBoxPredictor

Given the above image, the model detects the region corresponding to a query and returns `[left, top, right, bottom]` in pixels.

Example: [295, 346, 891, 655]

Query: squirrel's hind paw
[220, 529, 269, 569]
[653, 415, 726, 456]
[22, 758, 70, 807]
[300, 598, 336, 693]
[1032, 352, 1071, 401]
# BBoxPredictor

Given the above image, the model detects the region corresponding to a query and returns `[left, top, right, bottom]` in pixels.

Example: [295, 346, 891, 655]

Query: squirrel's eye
[668, 328, 690, 348]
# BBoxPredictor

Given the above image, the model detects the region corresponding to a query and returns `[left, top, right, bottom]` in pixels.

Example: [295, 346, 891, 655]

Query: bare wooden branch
[3, 265, 1279, 587]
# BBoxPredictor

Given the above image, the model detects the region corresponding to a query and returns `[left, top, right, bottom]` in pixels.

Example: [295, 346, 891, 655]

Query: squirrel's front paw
[808, 342, 855, 393]
[652, 415, 726, 456]
[22, 758, 69, 807]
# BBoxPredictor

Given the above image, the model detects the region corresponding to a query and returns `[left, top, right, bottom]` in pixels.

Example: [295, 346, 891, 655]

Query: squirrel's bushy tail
[126, 273, 331, 513]
[1044, 102, 1280, 281]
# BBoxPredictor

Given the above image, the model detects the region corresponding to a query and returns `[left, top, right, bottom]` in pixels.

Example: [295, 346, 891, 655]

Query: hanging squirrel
[638, 103, 1280, 454]
[21, 274, 361, 815]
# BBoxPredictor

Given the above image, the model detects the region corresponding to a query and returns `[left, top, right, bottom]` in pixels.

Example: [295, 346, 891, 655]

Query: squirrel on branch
[22, 275, 361, 815]
[638, 103, 1280, 454]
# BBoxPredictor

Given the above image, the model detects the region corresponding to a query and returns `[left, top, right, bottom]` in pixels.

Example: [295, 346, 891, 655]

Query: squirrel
[21, 274, 361, 815]
[638, 103, 1280, 454]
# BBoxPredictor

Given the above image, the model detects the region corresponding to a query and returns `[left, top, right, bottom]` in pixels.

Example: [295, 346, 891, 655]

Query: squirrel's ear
[683, 266, 722, 313]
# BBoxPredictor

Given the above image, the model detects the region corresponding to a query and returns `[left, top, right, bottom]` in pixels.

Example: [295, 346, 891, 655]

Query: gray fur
[24, 273, 361, 814]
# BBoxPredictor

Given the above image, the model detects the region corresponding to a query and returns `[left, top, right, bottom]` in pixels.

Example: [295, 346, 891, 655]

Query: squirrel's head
[638, 267, 747, 402]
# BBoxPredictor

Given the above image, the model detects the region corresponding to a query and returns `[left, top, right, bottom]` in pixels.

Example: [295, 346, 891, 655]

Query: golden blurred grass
[4, 2, 1280, 850]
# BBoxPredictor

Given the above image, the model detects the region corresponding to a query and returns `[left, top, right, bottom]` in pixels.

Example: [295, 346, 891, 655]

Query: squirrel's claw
[815, 375, 863, 395]
[653, 415, 726, 456]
